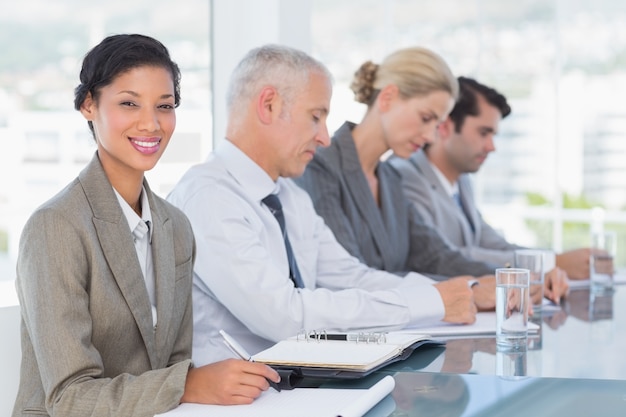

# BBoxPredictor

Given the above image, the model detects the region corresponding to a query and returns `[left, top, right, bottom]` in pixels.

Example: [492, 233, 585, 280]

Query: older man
[167, 45, 480, 365]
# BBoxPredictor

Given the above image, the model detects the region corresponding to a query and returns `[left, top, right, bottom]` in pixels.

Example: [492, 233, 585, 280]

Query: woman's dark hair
[74, 34, 181, 136]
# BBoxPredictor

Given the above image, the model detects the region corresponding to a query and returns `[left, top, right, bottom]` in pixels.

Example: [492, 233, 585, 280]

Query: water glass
[496, 268, 530, 350]
[590, 231, 617, 295]
[514, 250, 544, 314]
[496, 348, 528, 380]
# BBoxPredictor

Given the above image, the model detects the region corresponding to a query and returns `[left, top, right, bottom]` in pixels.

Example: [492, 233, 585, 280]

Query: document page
[400, 312, 538, 337]
[156, 375, 396, 417]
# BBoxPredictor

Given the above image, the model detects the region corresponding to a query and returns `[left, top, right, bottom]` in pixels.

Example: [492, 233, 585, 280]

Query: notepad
[400, 311, 539, 337]
[155, 375, 396, 417]
[252, 332, 432, 372]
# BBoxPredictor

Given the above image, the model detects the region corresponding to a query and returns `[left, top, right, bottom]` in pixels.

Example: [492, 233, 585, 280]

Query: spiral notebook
[252, 331, 439, 377]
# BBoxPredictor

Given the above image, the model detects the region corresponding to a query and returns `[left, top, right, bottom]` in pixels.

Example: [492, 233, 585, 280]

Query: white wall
[210, 0, 312, 146]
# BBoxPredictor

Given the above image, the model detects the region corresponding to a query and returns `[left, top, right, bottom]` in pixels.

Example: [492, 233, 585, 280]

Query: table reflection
[566, 286, 614, 322]
[400, 285, 626, 380]
[385, 371, 626, 417]
[334, 286, 626, 417]
[390, 373, 469, 417]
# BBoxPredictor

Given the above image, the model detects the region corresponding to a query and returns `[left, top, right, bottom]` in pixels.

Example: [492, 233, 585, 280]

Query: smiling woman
[71, 34, 181, 212]
[12, 34, 278, 417]
[0, 0, 211, 288]
[12, 34, 195, 417]
[78, 65, 178, 204]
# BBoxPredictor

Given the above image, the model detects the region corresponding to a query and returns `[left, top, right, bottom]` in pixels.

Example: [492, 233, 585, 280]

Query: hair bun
[350, 61, 379, 104]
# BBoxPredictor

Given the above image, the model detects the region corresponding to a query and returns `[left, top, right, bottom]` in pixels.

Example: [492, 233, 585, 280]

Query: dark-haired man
[391, 76, 589, 282]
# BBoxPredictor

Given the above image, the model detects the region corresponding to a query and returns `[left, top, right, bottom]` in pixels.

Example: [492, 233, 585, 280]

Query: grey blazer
[295, 121, 495, 278]
[13, 153, 195, 417]
[390, 149, 524, 267]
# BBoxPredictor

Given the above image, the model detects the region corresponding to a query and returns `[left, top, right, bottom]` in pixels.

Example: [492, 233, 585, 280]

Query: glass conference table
[344, 283, 626, 417]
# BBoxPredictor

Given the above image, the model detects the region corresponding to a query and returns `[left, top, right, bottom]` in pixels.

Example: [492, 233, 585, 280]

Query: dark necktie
[452, 191, 475, 233]
[262, 194, 305, 288]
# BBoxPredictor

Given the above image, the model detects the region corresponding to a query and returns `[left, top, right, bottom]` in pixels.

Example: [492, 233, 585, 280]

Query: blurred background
[2, 0, 626, 305]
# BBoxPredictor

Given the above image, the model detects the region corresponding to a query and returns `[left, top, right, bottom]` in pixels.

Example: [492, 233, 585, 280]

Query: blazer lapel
[377, 164, 408, 253]
[79, 153, 158, 368]
[335, 125, 394, 264]
[458, 176, 481, 244]
[146, 184, 176, 367]
[411, 151, 474, 244]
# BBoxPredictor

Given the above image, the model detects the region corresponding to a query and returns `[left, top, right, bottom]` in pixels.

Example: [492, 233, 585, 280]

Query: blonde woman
[295, 47, 498, 309]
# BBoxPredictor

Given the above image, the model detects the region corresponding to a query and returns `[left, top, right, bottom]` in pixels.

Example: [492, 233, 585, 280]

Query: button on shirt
[167, 140, 445, 366]
[114, 187, 157, 327]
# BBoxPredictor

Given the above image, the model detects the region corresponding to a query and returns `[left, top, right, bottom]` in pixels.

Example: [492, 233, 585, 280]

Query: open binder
[252, 331, 443, 380]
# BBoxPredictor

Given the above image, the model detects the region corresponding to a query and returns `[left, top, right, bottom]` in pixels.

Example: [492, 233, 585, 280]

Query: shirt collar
[113, 186, 153, 242]
[215, 139, 280, 201]
[428, 159, 459, 197]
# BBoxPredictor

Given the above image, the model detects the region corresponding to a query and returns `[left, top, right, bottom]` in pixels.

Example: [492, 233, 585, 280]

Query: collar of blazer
[78, 152, 177, 368]
[332, 123, 401, 265]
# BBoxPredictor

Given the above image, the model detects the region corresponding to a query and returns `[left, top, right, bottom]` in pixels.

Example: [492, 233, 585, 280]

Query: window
[311, 0, 626, 267]
[0, 0, 211, 290]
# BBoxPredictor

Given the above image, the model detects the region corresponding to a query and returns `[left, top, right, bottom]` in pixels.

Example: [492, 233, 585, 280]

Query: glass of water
[590, 231, 617, 295]
[514, 250, 544, 315]
[496, 268, 530, 350]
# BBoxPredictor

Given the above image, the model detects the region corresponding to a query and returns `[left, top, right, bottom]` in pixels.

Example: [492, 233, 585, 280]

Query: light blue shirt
[167, 140, 445, 365]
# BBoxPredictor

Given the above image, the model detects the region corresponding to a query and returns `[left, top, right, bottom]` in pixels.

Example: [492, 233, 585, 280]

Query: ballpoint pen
[219, 329, 281, 392]
[307, 331, 386, 343]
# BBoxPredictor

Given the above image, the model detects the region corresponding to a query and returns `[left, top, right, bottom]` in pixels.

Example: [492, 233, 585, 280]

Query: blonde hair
[350, 47, 458, 107]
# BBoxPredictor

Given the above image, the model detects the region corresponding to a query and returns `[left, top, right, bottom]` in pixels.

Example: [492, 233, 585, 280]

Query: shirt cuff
[396, 276, 446, 325]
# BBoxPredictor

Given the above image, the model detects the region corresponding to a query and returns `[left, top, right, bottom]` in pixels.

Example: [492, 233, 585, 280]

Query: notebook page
[155, 375, 396, 417]
[399, 311, 538, 337]
[252, 339, 401, 369]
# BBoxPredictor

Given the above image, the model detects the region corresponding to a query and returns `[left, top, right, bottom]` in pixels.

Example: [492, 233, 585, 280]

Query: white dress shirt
[167, 140, 445, 365]
[429, 160, 458, 199]
[114, 187, 157, 327]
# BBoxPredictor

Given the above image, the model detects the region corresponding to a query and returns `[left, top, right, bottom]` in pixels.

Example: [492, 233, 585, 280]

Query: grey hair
[226, 44, 332, 122]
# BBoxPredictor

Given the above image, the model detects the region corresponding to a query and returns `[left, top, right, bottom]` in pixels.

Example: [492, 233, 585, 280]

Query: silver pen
[219, 329, 281, 391]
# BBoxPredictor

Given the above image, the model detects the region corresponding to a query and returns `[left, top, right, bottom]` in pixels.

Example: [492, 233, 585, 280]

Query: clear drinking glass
[496, 268, 530, 350]
[515, 249, 546, 316]
[590, 231, 617, 295]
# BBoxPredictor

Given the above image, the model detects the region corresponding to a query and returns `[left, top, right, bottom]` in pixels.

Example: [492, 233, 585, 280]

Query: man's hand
[556, 248, 592, 280]
[544, 267, 569, 305]
[434, 277, 477, 324]
[472, 275, 496, 311]
[181, 358, 280, 405]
